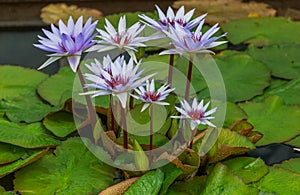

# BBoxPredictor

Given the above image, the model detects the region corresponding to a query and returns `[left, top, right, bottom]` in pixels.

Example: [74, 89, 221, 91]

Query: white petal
[38, 56, 61, 70]
[116, 92, 128, 108]
[141, 103, 150, 112]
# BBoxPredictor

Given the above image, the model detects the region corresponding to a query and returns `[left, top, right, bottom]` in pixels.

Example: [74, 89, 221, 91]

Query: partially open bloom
[87, 16, 149, 62]
[80, 55, 155, 108]
[139, 5, 206, 33]
[34, 16, 98, 72]
[160, 22, 227, 56]
[172, 98, 217, 130]
[131, 79, 175, 112]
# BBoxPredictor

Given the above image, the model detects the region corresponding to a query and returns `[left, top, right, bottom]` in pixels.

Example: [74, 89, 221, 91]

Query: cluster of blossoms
[35, 5, 225, 148]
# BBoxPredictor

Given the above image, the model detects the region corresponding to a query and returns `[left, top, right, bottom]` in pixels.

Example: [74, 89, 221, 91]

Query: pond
[0, 1, 300, 194]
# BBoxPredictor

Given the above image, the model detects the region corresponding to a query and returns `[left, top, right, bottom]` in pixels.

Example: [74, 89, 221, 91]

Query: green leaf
[0, 186, 15, 195]
[248, 44, 300, 80]
[37, 66, 75, 106]
[14, 137, 117, 195]
[159, 163, 183, 195]
[202, 163, 259, 194]
[253, 167, 300, 194]
[124, 169, 164, 195]
[222, 157, 269, 184]
[126, 103, 169, 137]
[37, 65, 110, 109]
[286, 136, 300, 148]
[167, 176, 207, 195]
[274, 158, 300, 174]
[140, 54, 178, 83]
[0, 94, 61, 123]
[208, 129, 255, 163]
[0, 119, 61, 148]
[239, 96, 300, 145]
[43, 111, 76, 137]
[253, 79, 300, 106]
[223, 101, 247, 128]
[0, 65, 47, 99]
[0, 149, 47, 178]
[211, 51, 270, 102]
[222, 17, 300, 46]
[132, 139, 148, 171]
[0, 143, 26, 165]
[0, 65, 60, 123]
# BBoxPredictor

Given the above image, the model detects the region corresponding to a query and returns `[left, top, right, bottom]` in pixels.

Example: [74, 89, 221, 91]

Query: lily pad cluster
[0, 6, 300, 195]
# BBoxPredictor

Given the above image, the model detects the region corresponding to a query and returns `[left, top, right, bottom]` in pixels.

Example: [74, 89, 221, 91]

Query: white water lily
[87, 16, 149, 62]
[139, 5, 206, 33]
[34, 16, 98, 72]
[160, 22, 227, 56]
[80, 55, 155, 108]
[172, 98, 217, 130]
[131, 79, 175, 112]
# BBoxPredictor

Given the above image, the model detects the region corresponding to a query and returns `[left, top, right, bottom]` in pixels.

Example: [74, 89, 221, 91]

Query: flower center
[142, 91, 161, 102]
[188, 110, 204, 120]
[111, 32, 129, 46]
[106, 75, 129, 89]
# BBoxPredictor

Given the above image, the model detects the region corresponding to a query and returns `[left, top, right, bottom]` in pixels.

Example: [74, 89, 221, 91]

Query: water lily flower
[80, 55, 155, 108]
[87, 16, 149, 62]
[172, 98, 217, 130]
[139, 5, 206, 33]
[34, 16, 98, 72]
[160, 22, 227, 56]
[131, 79, 175, 112]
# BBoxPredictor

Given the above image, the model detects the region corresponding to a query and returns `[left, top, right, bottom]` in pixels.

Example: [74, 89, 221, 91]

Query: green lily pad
[0, 65, 47, 99]
[248, 44, 300, 80]
[239, 96, 300, 146]
[124, 169, 164, 195]
[140, 54, 178, 84]
[253, 167, 300, 194]
[0, 119, 61, 148]
[222, 157, 269, 184]
[14, 137, 117, 195]
[223, 101, 247, 128]
[222, 17, 300, 46]
[38, 65, 110, 109]
[274, 158, 300, 175]
[159, 163, 183, 195]
[202, 163, 259, 194]
[207, 129, 256, 163]
[254, 79, 300, 106]
[213, 51, 270, 102]
[0, 148, 47, 178]
[286, 136, 300, 148]
[0, 143, 26, 165]
[43, 111, 76, 138]
[37, 66, 75, 106]
[0, 94, 61, 123]
[0, 186, 15, 195]
[167, 176, 207, 195]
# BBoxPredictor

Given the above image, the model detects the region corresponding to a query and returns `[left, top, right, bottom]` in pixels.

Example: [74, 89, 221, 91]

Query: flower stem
[185, 55, 193, 100]
[189, 129, 196, 149]
[110, 94, 115, 130]
[120, 102, 128, 149]
[168, 54, 174, 87]
[77, 67, 96, 131]
[149, 105, 153, 166]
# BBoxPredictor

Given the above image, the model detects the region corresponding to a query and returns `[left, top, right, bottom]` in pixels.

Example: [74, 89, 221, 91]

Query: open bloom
[87, 16, 149, 62]
[80, 55, 155, 108]
[172, 98, 217, 130]
[139, 5, 206, 33]
[34, 16, 98, 72]
[160, 22, 227, 56]
[131, 79, 175, 112]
